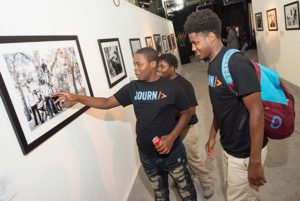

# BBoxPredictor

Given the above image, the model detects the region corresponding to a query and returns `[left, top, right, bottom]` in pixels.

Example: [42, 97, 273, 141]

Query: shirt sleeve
[185, 81, 198, 106]
[113, 83, 132, 107]
[174, 81, 191, 112]
[229, 54, 261, 97]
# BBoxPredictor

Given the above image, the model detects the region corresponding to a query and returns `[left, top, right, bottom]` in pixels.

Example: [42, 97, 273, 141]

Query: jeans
[139, 142, 197, 201]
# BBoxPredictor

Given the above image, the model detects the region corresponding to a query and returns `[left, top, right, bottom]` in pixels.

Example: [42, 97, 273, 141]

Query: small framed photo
[129, 38, 142, 57]
[266, 8, 278, 31]
[98, 38, 127, 88]
[153, 34, 163, 54]
[0, 35, 93, 154]
[145, 36, 154, 49]
[167, 35, 172, 50]
[255, 12, 264, 31]
[284, 1, 300, 30]
[162, 35, 169, 53]
[170, 34, 176, 49]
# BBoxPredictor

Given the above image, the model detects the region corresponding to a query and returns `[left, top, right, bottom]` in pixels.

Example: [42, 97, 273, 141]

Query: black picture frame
[167, 35, 172, 50]
[223, 0, 242, 6]
[153, 34, 163, 54]
[145, 36, 154, 49]
[129, 38, 142, 57]
[255, 12, 264, 31]
[284, 1, 300, 30]
[98, 38, 127, 88]
[267, 8, 278, 31]
[162, 35, 169, 53]
[0, 35, 93, 154]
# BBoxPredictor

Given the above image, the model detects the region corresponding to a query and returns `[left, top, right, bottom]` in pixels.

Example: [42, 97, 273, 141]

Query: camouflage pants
[139, 142, 197, 201]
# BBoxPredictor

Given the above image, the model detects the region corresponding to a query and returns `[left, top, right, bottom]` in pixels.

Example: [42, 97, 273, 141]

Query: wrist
[249, 159, 262, 167]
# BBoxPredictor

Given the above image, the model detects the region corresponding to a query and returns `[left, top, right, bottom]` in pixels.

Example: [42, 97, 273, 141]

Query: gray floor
[127, 50, 300, 201]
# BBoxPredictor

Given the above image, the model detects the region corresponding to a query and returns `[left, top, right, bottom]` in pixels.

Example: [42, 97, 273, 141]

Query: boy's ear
[207, 32, 216, 44]
[150, 60, 157, 69]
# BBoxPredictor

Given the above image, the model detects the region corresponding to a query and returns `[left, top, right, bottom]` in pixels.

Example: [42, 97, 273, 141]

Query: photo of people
[2, 47, 86, 131]
[145, 36, 154, 48]
[267, 8, 278, 31]
[284, 1, 300, 30]
[153, 34, 163, 54]
[129, 38, 142, 56]
[103, 46, 123, 77]
[255, 12, 263, 31]
[98, 38, 127, 88]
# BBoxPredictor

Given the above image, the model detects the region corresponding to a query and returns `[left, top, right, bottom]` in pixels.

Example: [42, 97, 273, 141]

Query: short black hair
[158, 53, 178, 69]
[135, 47, 158, 62]
[184, 9, 222, 38]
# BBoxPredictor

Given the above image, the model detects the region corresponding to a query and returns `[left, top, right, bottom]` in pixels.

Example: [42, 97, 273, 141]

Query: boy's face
[188, 32, 212, 60]
[133, 53, 156, 81]
[157, 60, 174, 78]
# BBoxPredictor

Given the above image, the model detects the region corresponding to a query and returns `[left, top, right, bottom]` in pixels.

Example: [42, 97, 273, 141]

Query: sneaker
[202, 184, 213, 199]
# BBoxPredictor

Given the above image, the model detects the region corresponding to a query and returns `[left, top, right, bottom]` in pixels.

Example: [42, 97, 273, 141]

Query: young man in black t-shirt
[157, 53, 214, 199]
[184, 9, 268, 201]
[53, 48, 196, 201]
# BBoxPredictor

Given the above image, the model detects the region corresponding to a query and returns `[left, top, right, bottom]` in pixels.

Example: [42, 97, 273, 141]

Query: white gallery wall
[252, 0, 300, 87]
[0, 0, 178, 200]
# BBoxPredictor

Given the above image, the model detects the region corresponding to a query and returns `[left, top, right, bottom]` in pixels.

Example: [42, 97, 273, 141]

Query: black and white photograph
[255, 12, 264, 31]
[98, 38, 127, 88]
[129, 38, 142, 57]
[284, 1, 300, 30]
[145, 36, 154, 48]
[0, 35, 93, 154]
[153, 34, 163, 54]
[267, 8, 278, 31]
[162, 35, 169, 53]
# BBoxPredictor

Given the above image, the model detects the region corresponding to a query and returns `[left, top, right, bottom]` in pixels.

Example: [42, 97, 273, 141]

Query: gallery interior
[0, 0, 299, 200]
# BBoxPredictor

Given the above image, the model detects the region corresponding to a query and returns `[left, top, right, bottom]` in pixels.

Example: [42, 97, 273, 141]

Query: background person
[224, 26, 239, 49]
[157, 53, 214, 199]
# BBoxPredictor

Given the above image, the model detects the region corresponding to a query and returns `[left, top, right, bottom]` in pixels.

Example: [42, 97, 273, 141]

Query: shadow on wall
[256, 32, 280, 70]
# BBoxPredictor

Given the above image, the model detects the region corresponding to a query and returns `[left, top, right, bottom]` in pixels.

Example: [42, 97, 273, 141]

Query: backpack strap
[221, 49, 241, 96]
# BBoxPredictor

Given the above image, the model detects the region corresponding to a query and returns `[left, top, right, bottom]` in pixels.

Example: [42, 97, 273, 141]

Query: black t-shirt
[208, 47, 268, 158]
[114, 77, 190, 157]
[174, 74, 198, 125]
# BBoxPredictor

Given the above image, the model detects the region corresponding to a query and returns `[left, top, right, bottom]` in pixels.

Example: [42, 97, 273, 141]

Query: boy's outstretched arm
[53, 92, 120, 110]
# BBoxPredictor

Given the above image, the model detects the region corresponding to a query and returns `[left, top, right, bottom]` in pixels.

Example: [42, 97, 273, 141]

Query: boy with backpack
[184, 9, 268, 201]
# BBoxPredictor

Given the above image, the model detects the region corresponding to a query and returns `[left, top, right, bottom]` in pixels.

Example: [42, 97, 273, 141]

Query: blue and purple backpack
[222, 49, 295, 139]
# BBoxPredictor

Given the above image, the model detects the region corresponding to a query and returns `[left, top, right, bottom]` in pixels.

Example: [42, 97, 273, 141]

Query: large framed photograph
[255, 12, 264, 31]
[153, 34, 163, 54]
[267, 8, 278, 31]
[98, 38, 127, 88]
[223, 0, 242, 6]
[162, 35, 169, 53]
[145, 36, 154, 49]
[129, 38, 142, 57]
[284, 1, 300, 30]
[0, 35, 93, 154]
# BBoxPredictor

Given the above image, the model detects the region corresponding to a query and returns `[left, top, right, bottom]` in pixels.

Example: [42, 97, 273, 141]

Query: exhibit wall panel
[0, 0, 177, 201]
[253, 0, 300, 87]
